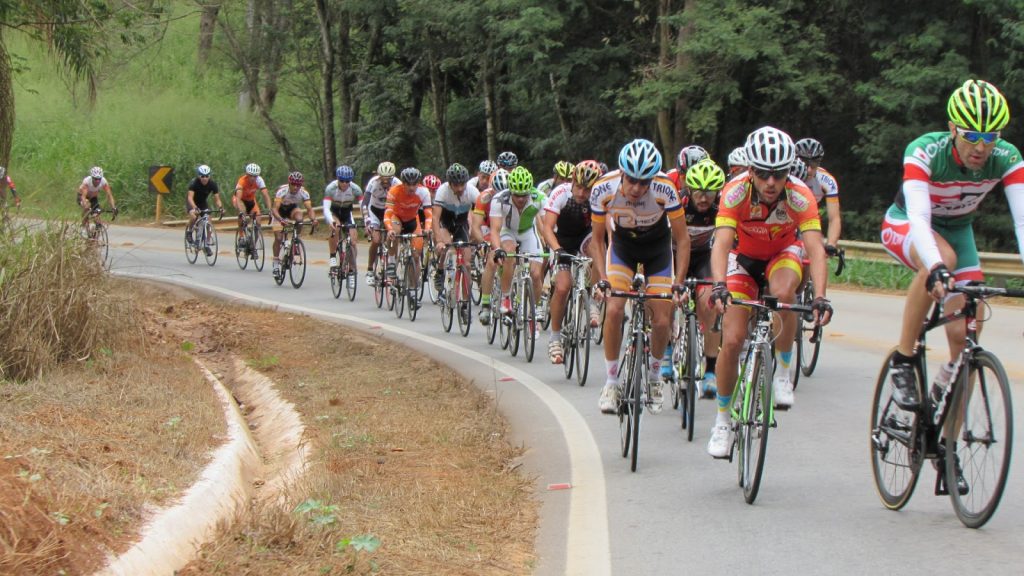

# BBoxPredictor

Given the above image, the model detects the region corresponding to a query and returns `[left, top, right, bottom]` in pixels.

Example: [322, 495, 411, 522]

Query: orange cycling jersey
[384, 184, 432, 231]
[716, 174, 821, 261]
[235, 175, 267, 202]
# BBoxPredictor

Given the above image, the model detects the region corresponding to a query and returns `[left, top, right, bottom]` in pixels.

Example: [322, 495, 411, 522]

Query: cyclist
[384, 167, 432, 291]
[323, 165, 363, 269]
[667, 144, 710, 190]
[881, 80, 1024, 414]
[233, 163, 270, 244]
[706, 126, 833, 458]
[432, 163, 480, 295]
[537, 160, 574, 195]
[362, 161, 401, 285]
[592, 139, 690, 415]
[0, 166, 20, 210]
[490, 166, 547, 318]
[420, 173, 441, 233]
[496, 151, 519, 171]
[271, 171, 317, 276]
[474, 168, 510, 324]
[795, 137, 842, 248]
[78, 166, 117, 226]
[540, 160, 601, 364]
[469, 160, 498, 192]
[186, 165, 224, 246]
[727, 147, 748, 179]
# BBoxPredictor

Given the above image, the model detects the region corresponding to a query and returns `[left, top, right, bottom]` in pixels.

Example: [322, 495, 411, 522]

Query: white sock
[605, 358, 619, 386]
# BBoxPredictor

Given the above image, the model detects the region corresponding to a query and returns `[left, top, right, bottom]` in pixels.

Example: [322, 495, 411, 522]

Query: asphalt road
[107, 224, 1024, 576]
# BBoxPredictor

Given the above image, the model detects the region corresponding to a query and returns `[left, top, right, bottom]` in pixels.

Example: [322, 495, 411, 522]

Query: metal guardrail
[840, 240, 1023, 282]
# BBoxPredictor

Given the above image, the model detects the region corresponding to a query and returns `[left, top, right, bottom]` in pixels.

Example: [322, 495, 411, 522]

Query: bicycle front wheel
[740, 345, 771, 504]
[947, 350, 1013, 528]
[440, 270, 454, 333]
[594, 299, 606, 345]
[870, 349, 925, 511]
[185, 228, 198, 264]
[574, 290, 591, 387]
[619, 343, 636, 460]
[204, 222, 218, 266]
[629, 338, 644, 472]
[345, 245, 358, 301]
[394, 259, 406, 319]
[98, 224, 110, 270]
[798, 284, 821, 379]
[682, 315, 699, 441]
[508, 282, 521, 357]
[523, 280, 536, 362]
[563, 295, 577, 380]
[235, 228, 248, 270]
[289, 240, 306, 288]
[406, 257, 418, 322]
[456, 265, 472, 337]
[374, 259, 385, 308]
[330, 265, 343, 299]
[252, 225, 265, 271]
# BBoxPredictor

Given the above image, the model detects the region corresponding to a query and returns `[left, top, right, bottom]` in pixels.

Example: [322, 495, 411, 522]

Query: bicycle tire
[800, 323, 822, 378]
[345, 244, 358, 301]
[793, 314, 804, 390]
[394, 256, 406, 319]
[523, 280, 536, 362]
[683, 315, 699, 441]
[289, 239, 306, 288]
[508, 282, 521, 357]
[204, 221, 218, 266]
[619, 342, 635, 459]
[406, 256, 419, 322]
[425, 255, 440, 304]
[869, 349, 925, 511]
[252, 225, 265, 271]
[539, 282, 552, 331]
[374, 257, 385, 308]
[235, 228, 248, 270]
[629, 335, 644, 472]
[487, 288, 500, 345]
[563, 294, 577, 380]
[184, 226, 198, 264]
[575, 290, 591, 387]
[97, 223, 110, 270]
[947, 350, 1014, 528]
[470, 256, 483, 305]
[440, 268, 454, 334]
[742, 344, 772, 504]
[595, 299, 606, 345]
[456, 265, 472, 337]
[274, 253, 286, 286]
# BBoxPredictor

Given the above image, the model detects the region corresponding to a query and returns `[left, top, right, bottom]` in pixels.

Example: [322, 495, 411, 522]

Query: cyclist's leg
[937, 221, 984, 359]
[766, 244, 803, 355]
[550, 262, 572, 334]
[602, 241, 634, 384]
[499, 233, 517, 295]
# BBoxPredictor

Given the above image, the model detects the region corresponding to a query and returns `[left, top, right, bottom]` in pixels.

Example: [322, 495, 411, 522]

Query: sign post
[149, 165, 174, 222]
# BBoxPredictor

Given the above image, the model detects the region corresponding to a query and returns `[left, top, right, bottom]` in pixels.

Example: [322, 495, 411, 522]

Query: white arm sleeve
[1005, 182, 1024, 267]
[322, 199, 334, 225]
[902, 180, 942, 270]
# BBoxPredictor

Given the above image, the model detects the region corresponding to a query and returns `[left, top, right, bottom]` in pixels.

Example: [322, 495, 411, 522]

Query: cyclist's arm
[589, 217, 609, 282]
[104, 182, 116, 211]
[213, 184, 224, 210]
[825, 200, 841, 246]
[431, 205, 443, 239]
[272, 196, 284, 221]
[540, 210, 560, 251]
[802, 229, 829, 299]
[322, 199, 335, 226]
[187, 189, 197, 212]
[1005, 181, 1024, 266]
[669, 213, 691, 285]
[261, 187, 272, 214]
[303, 198, 316, 222]
[710, 227, 735, 285]
[488, 214, 502, 250]
[902, 183, 940, 271]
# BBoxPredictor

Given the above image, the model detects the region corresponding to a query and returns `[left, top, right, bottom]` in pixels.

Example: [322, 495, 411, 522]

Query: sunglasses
[956, 128, 1000, 145]
[623, 175, 652, 187]
[690, 189, 717, 198]
[752, 168, 790, 181]
[799, 157, 822, 168]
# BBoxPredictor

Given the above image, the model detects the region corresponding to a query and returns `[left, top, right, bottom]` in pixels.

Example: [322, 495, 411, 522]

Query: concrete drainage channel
[97, 358, 310, 576]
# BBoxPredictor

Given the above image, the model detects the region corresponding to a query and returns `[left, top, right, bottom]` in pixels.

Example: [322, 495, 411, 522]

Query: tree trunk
[428, 52, 450, 167]
[655, 0, 673, 158]
[482, 52, 497, 160]
[672, 0, 696, 156]
[0, 33, 14, 168]
[237, 0, 258, 111]
[549, 72, 572, 155]
[258, 0, 290, 111]
[315, 0, 336, 181]
[337, 9, 354, 158]
[196, 2, 220, 77]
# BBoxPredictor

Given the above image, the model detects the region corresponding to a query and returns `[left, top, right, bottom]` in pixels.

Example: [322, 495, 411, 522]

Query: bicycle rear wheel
[289, 240, 306, 288]
[870, 349, 925, 511]
[523, 280, 537, 362]
[252, 225, 265, 271]
[274, 255, 287, 286]
[184, 227, 198, 264]
[330, 264, 343, 299]
[947, 350, 1013, 528]
[345, 245, 358, 301]
[470, 254, 483, 305]
[594, 299, 606, 345]
[456, 265, 472, 337]
[574, 290, 591, 387]
[204, 222, 218, 266]
[425, 255, 440, 304]
[740, 345, 771, 503]
[235, 228, 248, 270]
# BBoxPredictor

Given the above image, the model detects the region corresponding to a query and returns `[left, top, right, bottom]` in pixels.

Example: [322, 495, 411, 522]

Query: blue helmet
[618, 139, 662, 179]
[335, 165, 354, 182]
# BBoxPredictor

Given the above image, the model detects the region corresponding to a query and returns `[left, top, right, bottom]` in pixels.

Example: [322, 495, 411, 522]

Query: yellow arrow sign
[149, 165, 174, 194]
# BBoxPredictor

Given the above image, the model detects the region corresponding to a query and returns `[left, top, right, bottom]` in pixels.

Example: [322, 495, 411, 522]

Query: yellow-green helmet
[947, 80, 1010, 132]
[554, 160, 574, 179]
[685, 159, 726, 192]
[509, 166, 534, 196]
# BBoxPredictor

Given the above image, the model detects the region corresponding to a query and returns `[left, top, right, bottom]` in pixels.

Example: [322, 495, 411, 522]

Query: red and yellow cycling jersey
[384, 184, 432, 231]
[716, 174, 821, 261]
[235, 175, 267, 202]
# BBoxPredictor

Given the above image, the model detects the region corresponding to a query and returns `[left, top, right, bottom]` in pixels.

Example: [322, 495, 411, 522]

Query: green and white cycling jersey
[489, 189, 547, 235]
[892, 131, 1024, 270]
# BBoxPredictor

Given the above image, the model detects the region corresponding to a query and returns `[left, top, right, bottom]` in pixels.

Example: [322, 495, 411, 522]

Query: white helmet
[90, 166, 104, 179]
[491, 168, 511, 194]
[727, 147, 748, 169]
[245, 163, 261, 176]
[790, 157, 809, 182]
[197, 164, 212, 176]
[744, 126, 796, 171]
[377, 161, 396, 178]
[478, 160, 498, 175]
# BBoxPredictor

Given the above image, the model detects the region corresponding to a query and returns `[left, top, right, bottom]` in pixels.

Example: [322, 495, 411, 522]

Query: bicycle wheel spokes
[204, 222, 218, 266]
[742, 348, 771, 504]
[575, 291, 591, 387]
[185, 227, 198, 264]
[289, 239, 306, 288]
[394, 258, 406, 319]
[629, 340, 644, 472]
[870, 351, 924, 510]
[345, 245, 358, 301]
[456, 265, 472, 336]
[947, 351, 1013, 528]
[683, 316, 699, 441]
[619, 346, 635, 459]
[523, 280, 536, 362]
[252, 225, 265, 271]
[235, 228, 248, 270]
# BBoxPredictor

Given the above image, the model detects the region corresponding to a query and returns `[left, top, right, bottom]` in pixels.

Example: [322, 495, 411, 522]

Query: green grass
[831, 258, 1024, 292]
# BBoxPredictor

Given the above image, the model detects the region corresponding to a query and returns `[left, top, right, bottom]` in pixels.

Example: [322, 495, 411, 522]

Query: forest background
[2, 0, 1023, 248]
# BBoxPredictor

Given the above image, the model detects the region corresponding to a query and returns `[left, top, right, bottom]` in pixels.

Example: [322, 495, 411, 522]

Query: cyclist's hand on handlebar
[824, 243, 839, 257]
[926, 264, 952, 301]
[671, 283, 690, 307]
[708, 282, 731, 314]
[492, 248, 506, 263]
[811, 296, 833, 326]
[593, 279, 611, 303]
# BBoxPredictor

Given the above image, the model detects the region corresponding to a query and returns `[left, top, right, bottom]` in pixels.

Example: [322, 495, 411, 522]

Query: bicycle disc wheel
[289, 240, 306, 288]
[204, 222, 218, 266]
[575, 291, 591, 387]
[740, 346, 771, 504]
[345, 246, 358, 301]
[456, 265, 472, 337]
[406, 257, 418, 322]
[252, 225, 265, 271]
[947, 350, 1013, 528]
[683, 316, 699, 441]
[523, 281, 536, 362]
[870, 349, 925, 511]
[184, 228, 198, 264]
[235, 229, 248, 270]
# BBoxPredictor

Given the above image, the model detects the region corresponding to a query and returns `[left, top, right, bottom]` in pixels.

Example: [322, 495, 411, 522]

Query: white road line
[116, 271, 611, 576]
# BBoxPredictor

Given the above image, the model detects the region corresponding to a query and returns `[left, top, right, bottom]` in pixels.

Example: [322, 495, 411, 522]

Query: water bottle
[929, 362, 956, 405]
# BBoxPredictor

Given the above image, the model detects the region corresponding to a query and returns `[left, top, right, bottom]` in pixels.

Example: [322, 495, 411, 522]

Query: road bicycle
[499, 251, 548, 361]
[870, 283, 1022, 528]
[470, 242, 490, 305]
[793, 246, 845, 387]
[560, 254, 593, 387]
[371, 242, 396, 311]
[421, 232, 441, 305]
[392, 232, 424, 321]
[721, 295, 814, 503]
[439, 240, 476, 336]
[83, 207, 117, 269]
[329, 222, 360, 301]
[273, 220, 314, 289]
[185, 208, 223, 266]
[606, 273, 675, 472]
[234, 212, 265, 271]
[671, 278, 714, 442]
